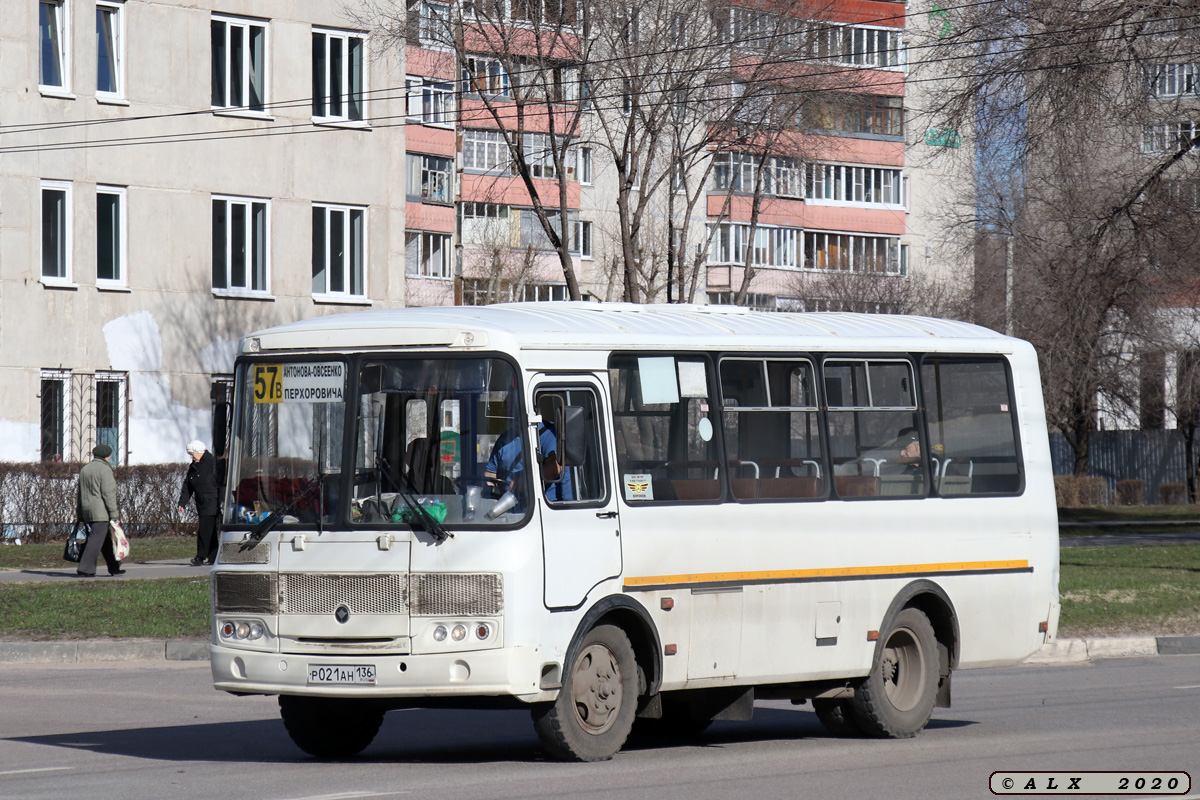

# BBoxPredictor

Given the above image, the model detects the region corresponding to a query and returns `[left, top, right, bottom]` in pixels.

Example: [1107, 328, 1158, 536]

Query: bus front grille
[218, 541, 272, 565]
[410, 573, 503, 617]
[280, 573, 408, 615]
[213, 572, 502, 617]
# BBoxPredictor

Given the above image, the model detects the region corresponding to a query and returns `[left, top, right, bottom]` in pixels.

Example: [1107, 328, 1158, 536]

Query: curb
[1024, 634, 1200, 665]
[0, 640, 208, 664]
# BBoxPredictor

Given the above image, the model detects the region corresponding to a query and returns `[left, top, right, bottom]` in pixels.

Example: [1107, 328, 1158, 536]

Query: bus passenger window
[535, 388, 607, 505]
[609, 354, 720, 502]
[921, 358, 1023, 496]
[720, 358, 824, 501]
[824, 359, 924, 499]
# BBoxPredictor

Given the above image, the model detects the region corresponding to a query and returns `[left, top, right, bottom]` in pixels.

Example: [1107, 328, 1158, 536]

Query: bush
[1115, 479, 1145, 506]
[1054, 475, 1080, 508]
[1160, 483, 1187, 505]
[0, 462, 192, 543]
[1078, 476, 1110, 506]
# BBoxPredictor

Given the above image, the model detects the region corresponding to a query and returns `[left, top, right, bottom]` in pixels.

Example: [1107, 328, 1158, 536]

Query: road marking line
[1173, 684, 1200, 690]
[278, 793, 410, 800]
[0, 767, 72, 776]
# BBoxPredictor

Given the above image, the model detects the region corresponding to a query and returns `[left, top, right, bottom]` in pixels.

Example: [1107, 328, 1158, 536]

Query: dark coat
[179, 452, 222, 516]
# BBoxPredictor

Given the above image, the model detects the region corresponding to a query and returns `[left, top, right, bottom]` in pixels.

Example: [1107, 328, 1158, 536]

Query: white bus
[211, 303, 1059, 761]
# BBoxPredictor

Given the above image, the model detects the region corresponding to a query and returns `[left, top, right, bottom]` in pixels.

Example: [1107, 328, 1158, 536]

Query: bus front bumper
[211, 643, 551, 701]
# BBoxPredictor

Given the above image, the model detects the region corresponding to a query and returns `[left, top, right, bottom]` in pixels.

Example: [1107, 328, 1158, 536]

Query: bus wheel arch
[531, 596, 661, 761]
[850, 581, 959, 738]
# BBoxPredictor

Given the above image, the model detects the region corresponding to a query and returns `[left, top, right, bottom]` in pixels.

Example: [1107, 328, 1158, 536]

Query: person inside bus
[485, 421, 573, 503]
[893, 427, 921, 472]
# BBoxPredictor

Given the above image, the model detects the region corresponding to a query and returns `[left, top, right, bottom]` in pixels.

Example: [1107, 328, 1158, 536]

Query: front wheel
[532, 624, 639, 761]
[849, 607, 939, 738]
[279, 696, 384, 758]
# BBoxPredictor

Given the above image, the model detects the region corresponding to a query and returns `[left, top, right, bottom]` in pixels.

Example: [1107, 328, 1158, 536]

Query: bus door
[533, 378, 622, 609]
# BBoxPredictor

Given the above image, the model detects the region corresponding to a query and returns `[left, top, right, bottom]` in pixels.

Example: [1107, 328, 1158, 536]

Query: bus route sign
[253, 362, 344, 404]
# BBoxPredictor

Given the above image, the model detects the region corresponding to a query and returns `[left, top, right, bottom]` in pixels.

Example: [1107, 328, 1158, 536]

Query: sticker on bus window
[678, 361, 708, 398]
[624, 473, 654, 501]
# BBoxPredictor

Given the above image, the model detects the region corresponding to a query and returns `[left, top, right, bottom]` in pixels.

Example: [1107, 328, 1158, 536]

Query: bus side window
[921, 358, 1023, 496]
[609, 354, 720, 502]
[535, 387, 607, 505]
[719, 358, 825, 501]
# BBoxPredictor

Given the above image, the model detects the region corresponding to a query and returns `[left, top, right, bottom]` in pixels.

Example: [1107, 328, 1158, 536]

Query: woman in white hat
[177, 440, 220, 566]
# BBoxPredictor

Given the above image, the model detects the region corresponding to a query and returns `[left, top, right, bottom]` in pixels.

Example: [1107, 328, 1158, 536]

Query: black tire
[812, 698, 863, 737]
[849, 607, 939, 738]
[532, 624, 639, 761]
[278, 696, 384, 758]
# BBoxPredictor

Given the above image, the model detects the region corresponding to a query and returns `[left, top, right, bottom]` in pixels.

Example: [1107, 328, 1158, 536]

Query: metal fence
[1049, 430, 1191, 504]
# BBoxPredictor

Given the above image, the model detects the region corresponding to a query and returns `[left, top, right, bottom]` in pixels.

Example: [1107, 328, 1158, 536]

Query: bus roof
[241, 302, 1023, 355]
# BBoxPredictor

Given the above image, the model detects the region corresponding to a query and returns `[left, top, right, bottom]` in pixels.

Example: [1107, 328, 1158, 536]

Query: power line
[4, 5, 1199, 154]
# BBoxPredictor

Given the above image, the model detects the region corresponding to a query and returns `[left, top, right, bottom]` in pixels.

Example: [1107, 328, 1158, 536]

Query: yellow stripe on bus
[623, 560, 1031, 589]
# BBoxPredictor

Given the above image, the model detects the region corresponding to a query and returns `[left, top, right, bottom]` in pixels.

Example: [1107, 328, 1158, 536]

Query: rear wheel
[849, 607, 939, 738]
[532, 624, 639, 761]
[812, 698, 862, 737]
[278, 696, 384, 758]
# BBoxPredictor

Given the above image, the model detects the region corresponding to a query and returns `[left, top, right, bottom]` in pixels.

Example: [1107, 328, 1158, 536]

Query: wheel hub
[571, 643, 622, 734]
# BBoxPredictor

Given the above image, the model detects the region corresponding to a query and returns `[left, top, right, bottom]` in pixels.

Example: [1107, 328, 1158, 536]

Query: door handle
[595, 511, 617, 519]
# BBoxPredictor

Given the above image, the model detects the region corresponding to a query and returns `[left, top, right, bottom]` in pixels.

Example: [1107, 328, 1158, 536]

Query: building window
[406, 154, 453, 203]
[405, 77, 454, 126]
[40, 370, 70, 462]
[312, 204, 366, 299]
[405, 231, 453, 278]
[1149, 63, 1200, 98]
[39, 0, 70, 93]
[407, 0, 452, 45]
[96, 1, 123, 99]
[803, 231, 901, 274]
[709, 222, 799, 268]
[212, 196, 269, 293]
[97, 185, 125, 286]
[578, 146, 593, 183]
[41, 180, 72, 284]
[803, 94, 904, 138]
[461, 202, 511, 245]
[806, 163, 903, 206]
[462, 278, 568, 305]
[211, 376, 235, 458]
[313, 29, 364, 123]
[1143, 121, 1198, 154]
[462, 129, 511, 173]
[571, 219, 591, 257]
[95, 372, 126, 464]
[462, 55, 509, 96]
[211, 15, 266, 113]
[814, 24, 903, 69]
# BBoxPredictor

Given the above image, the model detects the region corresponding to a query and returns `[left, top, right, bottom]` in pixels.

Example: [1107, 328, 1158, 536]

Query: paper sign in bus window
[677, 361, 708, 398]
[624, 473, 654, 501]
[637, 357, 679, 404]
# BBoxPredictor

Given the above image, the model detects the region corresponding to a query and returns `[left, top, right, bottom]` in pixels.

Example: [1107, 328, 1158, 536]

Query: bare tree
[915, 0, 1200, 474]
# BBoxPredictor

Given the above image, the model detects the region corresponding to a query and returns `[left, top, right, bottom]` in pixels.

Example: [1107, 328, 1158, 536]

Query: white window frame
[1149, 63, 1200, 98]
[96, 185, 126, 289]
[312, 203, 368, 303]
[405, 230, 453, 279]
[708, 222, 800, 268]
[462, 55, 510, 97]
[313, 27, 366, 124]
[462, 129, 511, 174]
[40, 368, 72, 462]
[461, 202, 511, 245]
[39, 0, 72, 96]
[211, 14, 269, 115]
[803, 230, 902, 274]
[94, 371, 128, 466]
[805, 163, 904, 208]
[578, 146, 593, 184]
[406, 154, 454, 203]
[405, 76, 455, 126]
[571, 219, 591, 257]
[41, 179, 73, 286]
[212, 194, 271, 296]
[523, 133, 559, 179]
[95, 1, 125, 102]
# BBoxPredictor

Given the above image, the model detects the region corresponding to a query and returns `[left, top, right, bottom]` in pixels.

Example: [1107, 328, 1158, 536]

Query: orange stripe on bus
[622, 560, 1031, 588]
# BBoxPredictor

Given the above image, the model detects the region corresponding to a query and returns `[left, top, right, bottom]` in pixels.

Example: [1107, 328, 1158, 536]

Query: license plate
[307, 664, 377, 685]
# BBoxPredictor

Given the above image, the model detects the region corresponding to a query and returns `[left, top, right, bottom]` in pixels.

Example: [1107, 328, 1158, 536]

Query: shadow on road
[7, 706, 977, 764]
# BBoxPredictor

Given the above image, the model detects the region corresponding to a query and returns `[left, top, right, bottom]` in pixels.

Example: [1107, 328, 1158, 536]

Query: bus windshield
[351, 356, 530, 527]
[226, 360, 347, 527]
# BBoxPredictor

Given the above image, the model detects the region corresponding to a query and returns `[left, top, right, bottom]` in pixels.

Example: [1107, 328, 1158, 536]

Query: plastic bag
[110, 521, 130, 561]
[62, 524, 86, 563]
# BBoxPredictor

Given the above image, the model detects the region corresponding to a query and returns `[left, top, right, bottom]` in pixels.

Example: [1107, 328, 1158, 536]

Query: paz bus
[210, 302, 1059, 761]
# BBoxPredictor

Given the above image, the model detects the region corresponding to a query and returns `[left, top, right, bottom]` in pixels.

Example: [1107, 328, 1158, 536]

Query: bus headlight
[433, 625, 448, 642]
[220, 619, 268, 642]
[451, 624, 467, 642]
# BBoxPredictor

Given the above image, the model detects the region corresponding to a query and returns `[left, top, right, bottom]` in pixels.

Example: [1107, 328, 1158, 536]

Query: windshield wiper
[378, 457, 451, 542]
[243, 478, 319, 547]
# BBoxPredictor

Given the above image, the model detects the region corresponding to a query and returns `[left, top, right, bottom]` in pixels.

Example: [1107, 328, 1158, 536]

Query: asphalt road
[1, 656, 1198, 800]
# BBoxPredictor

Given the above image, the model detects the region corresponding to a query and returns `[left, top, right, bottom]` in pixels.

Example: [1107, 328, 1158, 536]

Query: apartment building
[0, 0, 407, 464]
